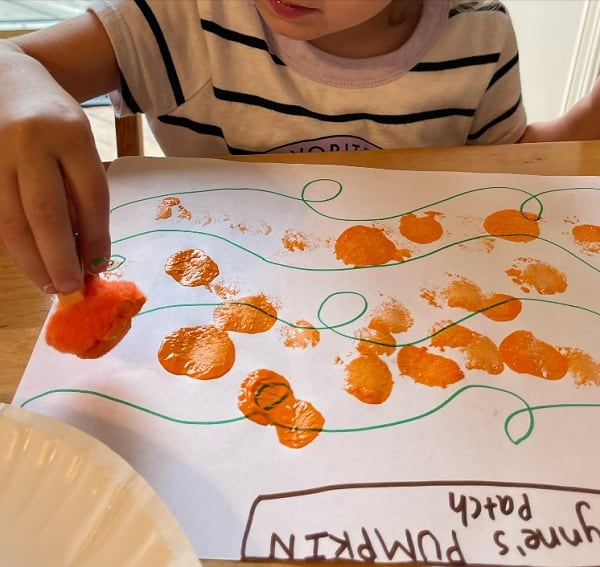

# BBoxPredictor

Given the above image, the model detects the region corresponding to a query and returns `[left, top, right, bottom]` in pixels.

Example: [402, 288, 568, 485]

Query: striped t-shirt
[91, 0, 527, 156]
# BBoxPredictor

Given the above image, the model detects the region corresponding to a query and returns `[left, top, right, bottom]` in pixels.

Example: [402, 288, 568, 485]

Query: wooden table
[2, 140, 600, 405]
[1, 140, 600, 566]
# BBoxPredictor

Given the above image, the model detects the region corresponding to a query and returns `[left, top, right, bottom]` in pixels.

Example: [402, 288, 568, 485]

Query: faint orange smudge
[506, 257, 568, 294]
[559, 348, 600, 386]
[231, 223, 248, 233]
[177, 204, 192, 220]
[213, 294, 278, 333]
[499, 330, 568, 380]
[211, 280, 240, 300]
[281, 320, 320, 348]
[355, 326, 396, 356]
[572, 224, 600, 253]
[399, 211, 444, 244]
[165, 248, 219, 288]
[420, 288, 440, 307]
[369, 298, 414, 334]
[484, 209, 540, 242]
[238, 369, 324, 448]
[397, 345, 464, 388]
[345, 355, 394, 404]
[198, 212, 213, 226]
[431, 322, 503, 375]
[282, 229, 311, 251]
[335, 225, 411, 267]
[460, 236, 496, 254]
[157, 324, 235, 380]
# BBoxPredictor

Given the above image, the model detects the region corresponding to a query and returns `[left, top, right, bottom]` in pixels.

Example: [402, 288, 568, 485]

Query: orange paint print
[559, 348, 600, 386]
[155, 196, 192, 220]
[399, 211, 444, 244]
[281, 320, 320, 349]
[481, 293, 522, 322]
[506, 257, 568, 295]
[438, 276, 521, 322]
[239, 369, 293, 426]
[213, 294, 278, 334]
[369, 298, 413, 334]
[344, 355, 394, 404]
[484, 208, 540, 242]
[354, 326, 396, 357]
[165, 248, 219, 288]
[335, 225, 410, 267]
[158, 324, 235, 380]
[572, 223, 600, 253]
[274, 400, 326, 449]
[443, 277, 486, 312]
[238, 369, 324, 448]
[155, 196, 180, 220]
[397, 345, 465, 388]
[431, 322, 503, 375]
[499, 330, 568, 380]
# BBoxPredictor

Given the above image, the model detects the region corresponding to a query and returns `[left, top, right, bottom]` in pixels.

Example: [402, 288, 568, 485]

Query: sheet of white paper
[14, 157, 600, 566]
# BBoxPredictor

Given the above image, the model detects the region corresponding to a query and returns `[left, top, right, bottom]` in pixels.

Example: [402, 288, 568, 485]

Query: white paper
[14, 157, 600, 566]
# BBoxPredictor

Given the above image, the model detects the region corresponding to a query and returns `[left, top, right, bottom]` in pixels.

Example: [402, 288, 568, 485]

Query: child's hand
[0, 47, 111, 294]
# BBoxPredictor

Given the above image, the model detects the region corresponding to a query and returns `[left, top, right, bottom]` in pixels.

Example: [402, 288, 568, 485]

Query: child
[0, 0, 597, 296]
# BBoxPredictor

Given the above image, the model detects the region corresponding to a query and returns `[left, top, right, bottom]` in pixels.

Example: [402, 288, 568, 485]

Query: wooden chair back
[115, 115, 144, 157]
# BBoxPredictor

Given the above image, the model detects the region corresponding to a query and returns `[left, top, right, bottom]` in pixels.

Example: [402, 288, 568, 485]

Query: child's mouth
[268, 0, 318, 19]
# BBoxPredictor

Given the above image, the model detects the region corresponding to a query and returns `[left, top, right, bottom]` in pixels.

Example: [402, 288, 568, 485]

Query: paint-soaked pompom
[45, 275, 146, 359]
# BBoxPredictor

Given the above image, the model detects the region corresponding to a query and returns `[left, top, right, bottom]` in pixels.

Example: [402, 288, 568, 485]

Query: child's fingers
[0, 173, 54, 291]
[17, 156, 83, 293]
[60, 144, 111, 276]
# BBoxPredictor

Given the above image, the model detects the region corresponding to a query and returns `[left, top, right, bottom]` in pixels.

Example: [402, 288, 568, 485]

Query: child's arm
[520, 78, 600, 143]
[0, 12, 119, 294]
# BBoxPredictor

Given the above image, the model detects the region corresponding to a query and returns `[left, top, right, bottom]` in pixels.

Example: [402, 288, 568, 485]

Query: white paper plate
[0, 403, 198, 566]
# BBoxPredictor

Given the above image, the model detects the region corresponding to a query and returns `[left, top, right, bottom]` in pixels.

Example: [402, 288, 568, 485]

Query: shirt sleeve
[89, 0, 210, 118]
[466, 8, 527, 145]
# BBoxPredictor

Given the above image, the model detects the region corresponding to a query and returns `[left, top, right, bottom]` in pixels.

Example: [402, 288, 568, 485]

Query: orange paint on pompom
[45, 275, 146, 359]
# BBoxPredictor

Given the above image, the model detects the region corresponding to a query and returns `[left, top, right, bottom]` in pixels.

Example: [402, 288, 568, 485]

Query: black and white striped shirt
[91, 0, 527, 156]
